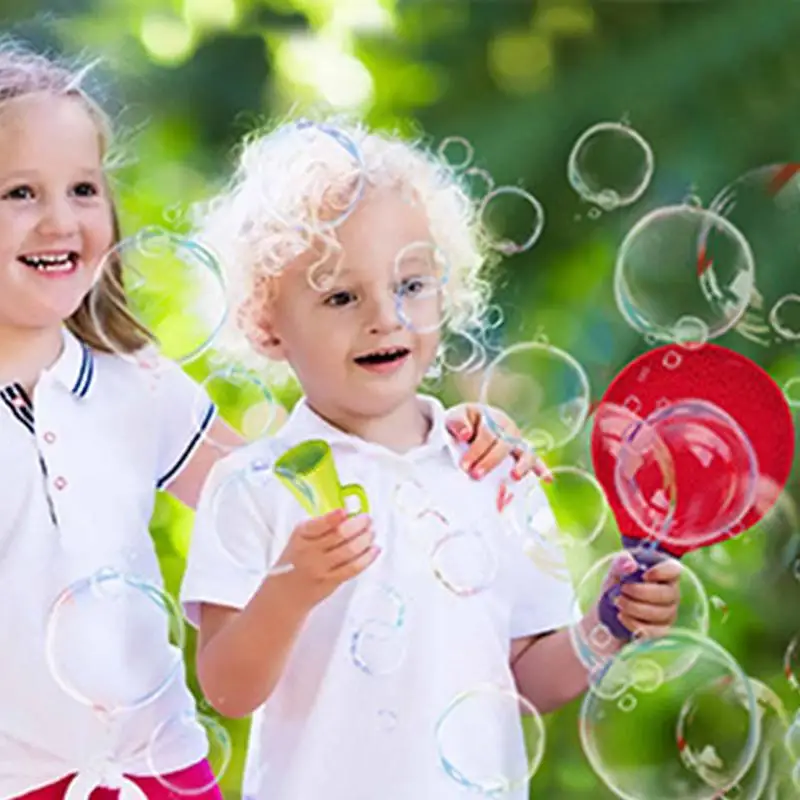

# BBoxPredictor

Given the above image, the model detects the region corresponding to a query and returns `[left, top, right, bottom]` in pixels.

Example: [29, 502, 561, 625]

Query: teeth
[357, 347, 409, 363]
[21, 253, 76, 272]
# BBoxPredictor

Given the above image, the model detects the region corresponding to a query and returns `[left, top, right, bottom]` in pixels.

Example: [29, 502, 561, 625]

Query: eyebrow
[0, 167, 103, 181]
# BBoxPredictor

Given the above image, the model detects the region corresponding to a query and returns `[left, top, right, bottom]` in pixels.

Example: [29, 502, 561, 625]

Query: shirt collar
[45, 327, 96, 399]
[0, 327, 95, 401]
[280, 394, 462, 468]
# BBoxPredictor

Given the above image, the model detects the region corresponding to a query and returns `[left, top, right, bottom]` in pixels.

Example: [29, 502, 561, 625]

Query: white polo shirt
[0, 327, 216, 798]
[181, 395, 576, 800]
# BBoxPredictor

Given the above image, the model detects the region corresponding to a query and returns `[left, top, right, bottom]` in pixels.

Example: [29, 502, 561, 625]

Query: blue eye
[324, 290, 356, 308]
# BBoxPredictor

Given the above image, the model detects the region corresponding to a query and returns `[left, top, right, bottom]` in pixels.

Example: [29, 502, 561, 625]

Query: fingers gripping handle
[597, 542, 672, 642]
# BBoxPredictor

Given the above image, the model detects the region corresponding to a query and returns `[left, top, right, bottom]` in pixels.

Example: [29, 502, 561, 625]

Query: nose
[365, 290, 403, 335]
[36, 196, 79, 238]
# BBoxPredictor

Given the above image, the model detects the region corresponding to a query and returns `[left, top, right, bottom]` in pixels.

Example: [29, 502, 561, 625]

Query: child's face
[263, 187, 442, 419]
[0, 93, 114, 332]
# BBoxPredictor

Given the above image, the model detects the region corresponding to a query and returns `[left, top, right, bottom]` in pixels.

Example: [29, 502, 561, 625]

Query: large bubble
[436, 684, 546, 795]
[195, 366, 283, 451]
[478, 342, 591, 453]
[706, 164, 800, 347]
[614, 205, 755, 344]
[539, 465, 610, 549]
[146, 709, 232, 795]
[579, 629, 761, 800]
[568, 121, 654, 211]
[614, 399, 758, 551]
[207, 456, 295, 578]
[722, 679, 791, 800]
[44, 567, 185, 715]
[88, 227, 228, 366]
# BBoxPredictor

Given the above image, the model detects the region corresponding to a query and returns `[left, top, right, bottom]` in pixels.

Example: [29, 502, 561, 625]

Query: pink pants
[16, 760, 223, 799]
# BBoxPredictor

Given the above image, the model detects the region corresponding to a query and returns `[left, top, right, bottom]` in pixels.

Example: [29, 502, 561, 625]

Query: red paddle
[591, 343, 794, 639]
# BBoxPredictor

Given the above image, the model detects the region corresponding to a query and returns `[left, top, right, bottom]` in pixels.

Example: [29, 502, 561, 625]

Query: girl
[0, 42, 544, 800]
[180, 118, 681, 799]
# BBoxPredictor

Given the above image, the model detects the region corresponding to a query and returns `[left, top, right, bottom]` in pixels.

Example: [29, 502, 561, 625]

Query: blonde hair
[0, 39, 153, 354]
[193, 114, 495, 383]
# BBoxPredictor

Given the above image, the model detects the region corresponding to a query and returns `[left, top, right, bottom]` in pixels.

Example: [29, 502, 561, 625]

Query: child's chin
[30, 296, 88, 327]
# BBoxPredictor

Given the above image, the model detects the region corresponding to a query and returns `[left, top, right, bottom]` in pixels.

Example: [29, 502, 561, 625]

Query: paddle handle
[598, 538, 678, 641]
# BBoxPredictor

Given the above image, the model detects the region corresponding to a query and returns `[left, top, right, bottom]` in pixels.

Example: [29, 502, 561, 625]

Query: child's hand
[602, 553, 682, 640]
[277, 509, 380, 608]
[445, 403, 553, 483]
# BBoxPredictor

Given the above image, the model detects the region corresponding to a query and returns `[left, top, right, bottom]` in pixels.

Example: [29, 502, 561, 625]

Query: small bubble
[618, 694, 637, 712]
[438, 136, 474, 170]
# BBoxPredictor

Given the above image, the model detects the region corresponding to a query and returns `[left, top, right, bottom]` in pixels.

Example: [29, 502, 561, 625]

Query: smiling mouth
[19, 252, 80, 273]
[354, 347, 411, 366]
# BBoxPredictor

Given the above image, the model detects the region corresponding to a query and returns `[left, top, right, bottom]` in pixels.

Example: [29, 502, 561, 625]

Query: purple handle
[598, 539, 676, 641]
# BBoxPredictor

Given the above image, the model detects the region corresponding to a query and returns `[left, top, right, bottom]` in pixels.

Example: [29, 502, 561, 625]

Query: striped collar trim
[50, 328, 95, 399]
[0, 383, 34, 434]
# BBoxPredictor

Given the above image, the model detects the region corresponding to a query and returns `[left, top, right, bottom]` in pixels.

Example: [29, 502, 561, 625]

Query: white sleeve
[151, 354, 217, 490]
[180, 451, 282, 627]
[495, 475, 579, 639]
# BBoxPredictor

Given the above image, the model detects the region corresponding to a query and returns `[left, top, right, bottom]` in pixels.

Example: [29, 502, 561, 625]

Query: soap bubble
[579, 629, 760, 800]
[614, 205, 754, 344]
[568, 121, 654, 211]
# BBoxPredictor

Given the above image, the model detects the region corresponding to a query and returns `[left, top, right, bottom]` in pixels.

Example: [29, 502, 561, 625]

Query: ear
[239, 302, 288, 361]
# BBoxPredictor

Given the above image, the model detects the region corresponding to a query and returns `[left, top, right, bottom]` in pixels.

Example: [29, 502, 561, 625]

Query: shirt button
[53, 476, 68, 491]
[43, 431, 56, 444]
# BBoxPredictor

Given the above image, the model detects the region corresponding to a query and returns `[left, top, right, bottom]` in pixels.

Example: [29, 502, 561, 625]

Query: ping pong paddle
[591, 343, 794, 640]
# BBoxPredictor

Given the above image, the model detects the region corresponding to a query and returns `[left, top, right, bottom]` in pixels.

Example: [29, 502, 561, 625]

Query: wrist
[276, 567, 326, 615]
[576, 603, 625, 665]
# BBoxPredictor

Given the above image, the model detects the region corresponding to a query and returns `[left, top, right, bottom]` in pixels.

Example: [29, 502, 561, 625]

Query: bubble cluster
[579, 630, 760, 800]
[569, 550, 710, 679]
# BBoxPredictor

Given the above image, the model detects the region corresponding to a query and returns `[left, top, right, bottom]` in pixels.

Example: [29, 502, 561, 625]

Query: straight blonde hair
[0, 39, 154, 354]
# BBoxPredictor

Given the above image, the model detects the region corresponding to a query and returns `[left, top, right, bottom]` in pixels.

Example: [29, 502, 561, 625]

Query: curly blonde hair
[0, 38, 153, 354]
[193, 114, 495, 383]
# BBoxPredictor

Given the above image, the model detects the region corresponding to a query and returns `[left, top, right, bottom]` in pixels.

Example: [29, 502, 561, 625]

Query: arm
[510, 607, 616, 714]
[167, 418, 245, 509]
[196, 569, 314, 718]
[195, 508, 378, 718]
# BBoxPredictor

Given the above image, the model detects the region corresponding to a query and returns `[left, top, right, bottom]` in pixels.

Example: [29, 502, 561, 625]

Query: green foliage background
[5, 0, 800, 796]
